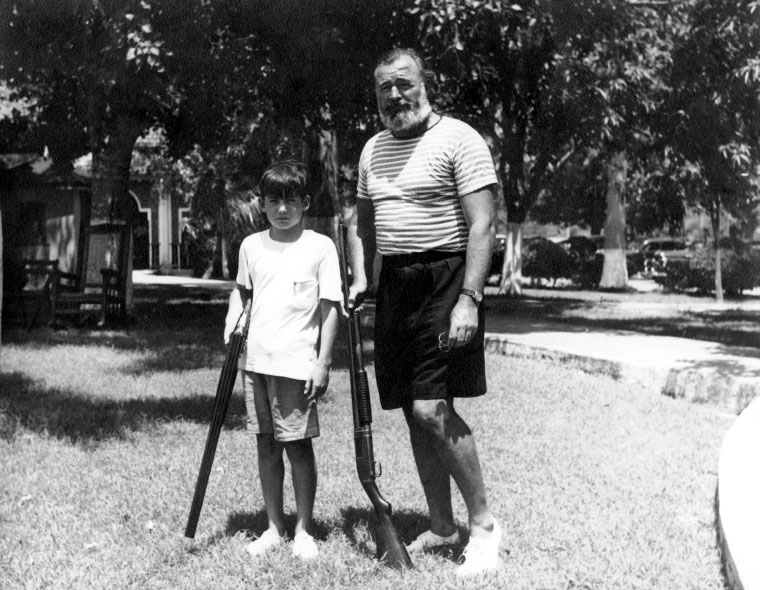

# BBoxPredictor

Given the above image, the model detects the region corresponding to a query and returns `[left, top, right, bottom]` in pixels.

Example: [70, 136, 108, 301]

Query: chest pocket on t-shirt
[292, 278, 318, 310]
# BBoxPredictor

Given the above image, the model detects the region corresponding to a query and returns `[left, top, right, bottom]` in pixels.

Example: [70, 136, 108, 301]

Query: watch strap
[460, 288, 483, 304]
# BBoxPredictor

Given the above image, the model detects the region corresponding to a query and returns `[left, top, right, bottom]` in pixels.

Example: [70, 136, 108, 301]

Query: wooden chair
[3, 259, 59, 330]
[55, 223, 130, 327]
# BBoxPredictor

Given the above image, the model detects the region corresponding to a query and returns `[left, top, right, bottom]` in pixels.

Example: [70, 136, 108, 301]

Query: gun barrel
[185, 299, 251, 538]
[337, 220, 412, 570]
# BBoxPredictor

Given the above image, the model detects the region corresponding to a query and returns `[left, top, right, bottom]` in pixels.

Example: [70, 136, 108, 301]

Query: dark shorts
[374, 250, 487, 410]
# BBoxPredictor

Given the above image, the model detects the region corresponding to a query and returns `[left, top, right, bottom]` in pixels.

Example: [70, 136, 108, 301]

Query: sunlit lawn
[490, 284, 760, 349]
[1, 289, 732, 589]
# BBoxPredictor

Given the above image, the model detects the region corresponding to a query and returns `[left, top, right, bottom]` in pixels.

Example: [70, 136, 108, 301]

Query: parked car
[588, 235, 606, 251]
[556, 236, 599, 266]
[650, 242, 699, 275]
[489, 233, 507, 278]
[629, 237, 687, 276]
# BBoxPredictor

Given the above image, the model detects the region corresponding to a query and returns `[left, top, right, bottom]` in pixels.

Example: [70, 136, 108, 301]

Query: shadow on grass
[339, 507, 463, 563]
[223, 506, 462, 564]
[4, 293, 369, 373]
[225, 510, 333, 542]
[0, 371, 247, 444]
[485, 294, 760, 349]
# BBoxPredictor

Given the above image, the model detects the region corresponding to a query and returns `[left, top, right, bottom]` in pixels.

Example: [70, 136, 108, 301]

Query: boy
[225, 160, 342, 560]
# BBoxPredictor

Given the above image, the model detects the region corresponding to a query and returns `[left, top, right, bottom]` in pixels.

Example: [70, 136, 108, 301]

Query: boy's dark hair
[259, 160, 308, 200]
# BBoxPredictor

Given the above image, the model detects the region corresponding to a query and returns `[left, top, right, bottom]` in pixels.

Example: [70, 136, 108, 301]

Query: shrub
[654, 246, 760, 295]
[572, 253, 603, 289]
[523, 238, 574, 284]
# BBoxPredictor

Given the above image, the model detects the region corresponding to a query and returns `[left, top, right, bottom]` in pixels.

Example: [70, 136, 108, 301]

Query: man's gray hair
[375, 47, 437, 95]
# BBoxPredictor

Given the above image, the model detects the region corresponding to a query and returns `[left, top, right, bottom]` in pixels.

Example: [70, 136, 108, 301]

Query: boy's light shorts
[242, 371, 319, 441]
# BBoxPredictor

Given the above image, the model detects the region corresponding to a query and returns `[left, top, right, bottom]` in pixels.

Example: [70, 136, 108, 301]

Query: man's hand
[448, 296, 479, 348]
[347, 280, 367, 312]
[304, 361, 330, 402]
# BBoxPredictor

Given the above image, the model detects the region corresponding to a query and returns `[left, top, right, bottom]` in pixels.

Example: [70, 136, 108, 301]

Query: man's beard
[380, 97, 433, 134]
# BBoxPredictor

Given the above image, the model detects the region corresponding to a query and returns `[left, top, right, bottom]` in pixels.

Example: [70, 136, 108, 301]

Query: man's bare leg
[403, 405, 456, 537]
[404, 398, 494, 536]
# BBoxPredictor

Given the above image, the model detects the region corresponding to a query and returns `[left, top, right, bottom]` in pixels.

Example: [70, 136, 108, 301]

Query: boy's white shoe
[292, 531, 319, 560]
[455, 520, 502, 578]
[245, 528, 285, 557]
[406, 529, 461, 553]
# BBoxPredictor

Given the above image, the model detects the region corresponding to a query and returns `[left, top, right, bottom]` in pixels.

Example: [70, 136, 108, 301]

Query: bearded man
[346, 48, 502, 578]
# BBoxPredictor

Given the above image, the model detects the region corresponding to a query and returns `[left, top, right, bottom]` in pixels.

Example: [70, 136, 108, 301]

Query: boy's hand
[304, 361, 330, 402]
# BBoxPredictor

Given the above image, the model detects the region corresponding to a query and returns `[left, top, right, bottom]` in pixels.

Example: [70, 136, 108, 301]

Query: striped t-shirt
[357, 116, 497, 255]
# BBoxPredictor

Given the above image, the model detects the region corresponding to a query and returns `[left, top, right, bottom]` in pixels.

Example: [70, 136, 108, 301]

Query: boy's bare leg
[285, 438, 317, 537]
[256, 434, 287, 535]
[404, 399, 495, 536]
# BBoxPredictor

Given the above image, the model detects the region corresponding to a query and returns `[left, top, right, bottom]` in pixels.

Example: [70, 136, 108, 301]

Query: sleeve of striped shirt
[357, 144, 370, 200]
[452, 124, 498, 197]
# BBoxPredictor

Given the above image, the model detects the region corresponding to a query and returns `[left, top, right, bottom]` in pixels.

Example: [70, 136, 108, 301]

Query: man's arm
[449, 186, 495, 347]
[345, 199, 376, 306]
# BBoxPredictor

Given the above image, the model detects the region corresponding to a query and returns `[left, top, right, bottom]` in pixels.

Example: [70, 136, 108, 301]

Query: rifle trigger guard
[376, 462, 382, 477]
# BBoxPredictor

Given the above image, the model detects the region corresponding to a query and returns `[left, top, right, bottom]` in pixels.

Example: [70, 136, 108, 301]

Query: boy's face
[262, 193, 309, 231]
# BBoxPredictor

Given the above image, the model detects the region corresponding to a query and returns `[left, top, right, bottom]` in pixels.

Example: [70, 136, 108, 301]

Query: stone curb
[484, 334, 758, 415]
[717, 397, 760, 590]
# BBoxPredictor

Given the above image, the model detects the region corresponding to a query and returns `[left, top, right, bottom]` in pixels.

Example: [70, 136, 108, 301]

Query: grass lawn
[1, 286, 732, 589]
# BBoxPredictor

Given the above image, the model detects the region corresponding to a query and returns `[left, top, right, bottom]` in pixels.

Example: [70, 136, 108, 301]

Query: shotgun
[185, 297, 252, 539]
[337, 221, 413, 570]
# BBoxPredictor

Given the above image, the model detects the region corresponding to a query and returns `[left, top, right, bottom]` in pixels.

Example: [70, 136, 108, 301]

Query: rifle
[185, 296, 252, 539]
[337, 221, 413, 570]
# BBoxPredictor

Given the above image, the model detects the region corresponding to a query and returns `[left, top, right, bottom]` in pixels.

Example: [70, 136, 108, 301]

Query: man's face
[374, 54, 432, 135]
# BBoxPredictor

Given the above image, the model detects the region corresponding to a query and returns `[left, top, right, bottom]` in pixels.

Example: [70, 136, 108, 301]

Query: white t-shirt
[236, 229, 343, 380]
[357, 116, 497, 255]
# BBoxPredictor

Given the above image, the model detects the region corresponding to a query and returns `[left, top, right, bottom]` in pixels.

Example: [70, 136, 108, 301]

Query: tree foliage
[411, 0, 557, 222]
[0, 0, 270, 220]
[668, 0, 760, 300]
[2, 0, 760, 296]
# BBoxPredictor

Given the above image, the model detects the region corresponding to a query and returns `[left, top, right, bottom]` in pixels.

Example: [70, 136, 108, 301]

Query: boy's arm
[224, 285, 251, 344]
[304, 299, 340, 401]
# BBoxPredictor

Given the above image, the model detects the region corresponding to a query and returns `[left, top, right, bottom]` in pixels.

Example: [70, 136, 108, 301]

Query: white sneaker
[406, 529, 461, 554]
[455, 520, 502, 578]
[292, 532, 319, 560]
[245, 528, 285, 557]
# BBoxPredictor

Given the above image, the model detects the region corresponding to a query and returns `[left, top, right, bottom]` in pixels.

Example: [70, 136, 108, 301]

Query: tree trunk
[302, 126, 340, 240]
[710, 203, 723, 303]
[1, 204, 3, 358]
[599, 152, 629, 290]
[207, 208, 229, 280]
[90, 118, 141, 225]
[499, 222, 523, 295]
[89, 116, 141, 311]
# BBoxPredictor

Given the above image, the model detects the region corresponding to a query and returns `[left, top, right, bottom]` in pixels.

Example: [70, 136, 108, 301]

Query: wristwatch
[460, 288, 483, 305]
